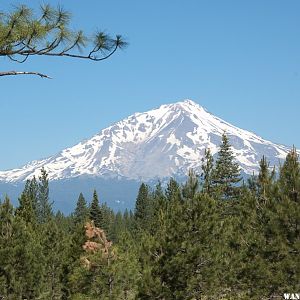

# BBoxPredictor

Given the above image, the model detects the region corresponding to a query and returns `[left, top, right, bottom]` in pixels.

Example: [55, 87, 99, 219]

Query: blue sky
[1, 0, 299, 170]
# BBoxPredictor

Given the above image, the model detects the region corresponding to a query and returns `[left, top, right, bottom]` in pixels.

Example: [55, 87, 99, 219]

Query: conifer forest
[0, 133, 299, 299]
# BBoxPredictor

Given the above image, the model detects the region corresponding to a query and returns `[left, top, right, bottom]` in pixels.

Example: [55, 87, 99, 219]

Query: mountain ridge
[0, 99, 292, 183]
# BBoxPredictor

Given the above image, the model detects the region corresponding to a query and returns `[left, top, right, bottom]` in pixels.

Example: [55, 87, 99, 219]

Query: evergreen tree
[138, 192, 221, 299]
[70, 221, 139, 299]
[200, 148, 215, 195]
[182, 169, 199, 200]
[134, 183, 152, 231]
[165, 177, 181, 202]
[0, 197, 44, 299]
[89, 190, 103, 229]
[257, 155, 275, 200]
[37, 168, 53, 223]
[213, 133, 242, 199]
[100, 202, 115, 238]
[151, 181, 167, 233]
[110, 212, 124, 242]
[22, 177, 39, 214]
[15, 190, 37, 226]
[154, 181, 165, 203]
[40, 220, 67, 299]
[112, 232, 140, 299]
[74, 193, 89, 225]
[123, 209, 135, 233]
[279, 146, 300, 202]
[0, 196, 14, 298]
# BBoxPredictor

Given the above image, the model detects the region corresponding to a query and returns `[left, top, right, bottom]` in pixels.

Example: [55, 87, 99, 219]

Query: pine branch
[0, 5, 127, 79]
[0, 71, 52, 79]
[14, 42, 119, 61]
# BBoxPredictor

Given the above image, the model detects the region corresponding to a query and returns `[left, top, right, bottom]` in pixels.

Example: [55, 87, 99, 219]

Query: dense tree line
[0, 133, 299, 299]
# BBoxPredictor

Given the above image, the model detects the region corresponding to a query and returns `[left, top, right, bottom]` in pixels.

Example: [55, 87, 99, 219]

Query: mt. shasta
[0, 99, 291, 183]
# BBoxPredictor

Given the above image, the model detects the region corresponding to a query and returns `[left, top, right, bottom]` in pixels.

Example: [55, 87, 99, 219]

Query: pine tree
[137, 191, 221, 299]
[200, 148, 215, 195]
[0, 196, 14, 298]
[16, 188, 37, 226]
[263, 148, 300, 294]
[100, 202, 115, 238]
[134, 183, 151, 231]
[151, 181, 167, 233]
[257, 155, 275, 200]
[165, 177, 181, 202]
[74, 193, 89, 225]
[154, 181, 165, 203]
[0, 195, 14, 244]
[23, 177, 39, 214]
[213, 133, 242, 199]
[0, 197, 44, 299]
[279, 146, 300, 202]
[89, 190, 103, 229]
[123, 209, 135, 233]
[40, 220, 67, 299]
[112, 231, 140, 299]
[110, 212, 124, 242]
[182, 169, 199, 200]
[37, 168, 53, 223]
[70, 221, 115, 298]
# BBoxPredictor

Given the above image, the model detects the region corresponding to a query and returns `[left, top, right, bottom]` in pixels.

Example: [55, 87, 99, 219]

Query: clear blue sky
[1, 0, 299, 170]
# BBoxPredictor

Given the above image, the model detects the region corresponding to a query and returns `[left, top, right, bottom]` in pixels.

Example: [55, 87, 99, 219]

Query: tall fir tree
[182, 169, 199, 200]
[23, 177, 39, 214]
[0, 197, 44, 299]
[37, 168, 53, 223]
[165, 177, 181, 202]
[89, 190, 103, 229]
[257, 155, 275, 200]
[213, 133, 242, 199]
[200, 148, 215, 195]
[134, 183, 152, 231]
[100, 202, 114, 238]
[15, 190, 37, 226]
[279, 146, 300, 202]
[74, 193, 89, 225]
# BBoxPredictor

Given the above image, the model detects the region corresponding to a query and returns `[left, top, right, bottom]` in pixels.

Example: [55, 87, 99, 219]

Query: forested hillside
[0, 134, 299, 299]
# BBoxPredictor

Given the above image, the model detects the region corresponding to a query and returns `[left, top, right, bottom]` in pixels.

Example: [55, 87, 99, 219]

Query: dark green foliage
[37, 167, 53, 223]
[165, 177, 181, 202]
[16, 189, 37, 226]
[40, 220, 67, 299]
[201, 148, 214, 195]
[249, 155, 276, 201]
[134, 183, 152, 230]
[74, 193, 89, 225]
[279, 146, 300, 202]
[213, 133, 242, 199]
[110, 211, 124, 242]
[0, 197, 44, 299]
[89, 189, 103, 228]
[0, 147, 299, 299]
[100, 202, 115, 238]
[182, 169, 199, 199]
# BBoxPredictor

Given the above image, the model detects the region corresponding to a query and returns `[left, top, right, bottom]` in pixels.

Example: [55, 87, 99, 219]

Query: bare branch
[0, 71, 52, 79]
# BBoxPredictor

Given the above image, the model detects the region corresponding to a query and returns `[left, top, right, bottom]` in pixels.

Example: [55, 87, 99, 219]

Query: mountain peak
[168, 99, 202, 110]
[177, 99, 198, 106]
[0, 99, 292, 182]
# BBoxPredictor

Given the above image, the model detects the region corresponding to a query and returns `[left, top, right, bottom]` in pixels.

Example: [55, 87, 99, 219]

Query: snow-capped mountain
[0, 99, 291, 183]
